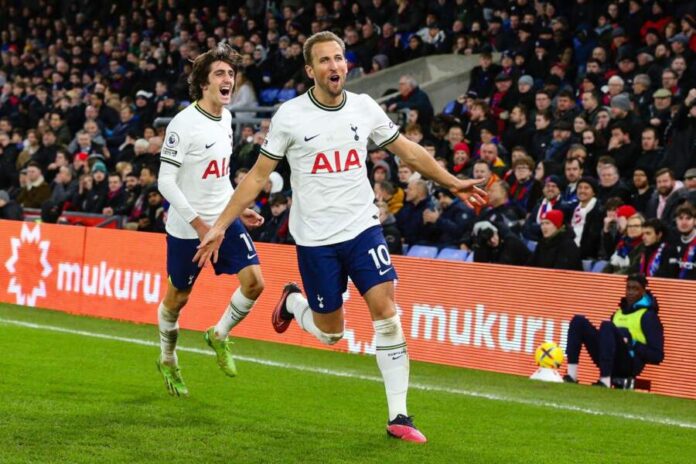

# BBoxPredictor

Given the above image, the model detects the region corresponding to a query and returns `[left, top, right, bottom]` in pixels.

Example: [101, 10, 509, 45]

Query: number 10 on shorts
[368, 244, 392, 271]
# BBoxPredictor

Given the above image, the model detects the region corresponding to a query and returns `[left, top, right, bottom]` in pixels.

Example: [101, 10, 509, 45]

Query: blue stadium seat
[582, 259, 594, 272]
[407, 245, 438, 259]
[524, 239, 537, 252]
[591, 260, 608, 273]
[277, 88, 297, 102]
[436, 248, 469, 261]
[259, 88, 280, 105]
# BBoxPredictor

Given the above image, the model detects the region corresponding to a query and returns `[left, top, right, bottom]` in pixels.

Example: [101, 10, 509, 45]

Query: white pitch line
[2, 317, 695, 430]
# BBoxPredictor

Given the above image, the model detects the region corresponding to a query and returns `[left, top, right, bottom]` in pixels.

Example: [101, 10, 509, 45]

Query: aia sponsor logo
[311, 149, 362, 174]
[4, 224, 52, 307]
[202, 157, 231, 179]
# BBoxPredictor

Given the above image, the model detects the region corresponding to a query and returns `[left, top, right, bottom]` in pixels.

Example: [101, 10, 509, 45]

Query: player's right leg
[156, 234, 202, 397]
[157, 280, 192, 397]
[272, 243, 345, 344]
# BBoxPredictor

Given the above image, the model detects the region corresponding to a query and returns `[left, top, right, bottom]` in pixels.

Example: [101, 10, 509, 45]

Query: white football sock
[214, 287, 256, 340]
[567, 364, 578, 379]
[600, 376, 611, 387]
[286, 293, 343, 345]
[158, 302, 179, 365]
[374, 315, 409, 421]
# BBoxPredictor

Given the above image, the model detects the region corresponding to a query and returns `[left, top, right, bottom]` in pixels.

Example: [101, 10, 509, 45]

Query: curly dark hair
[187, 42, 241, 101]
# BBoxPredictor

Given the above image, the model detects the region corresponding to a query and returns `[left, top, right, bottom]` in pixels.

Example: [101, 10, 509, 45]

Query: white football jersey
[261, 88, 399, 246]
[160, 102, 234, 239]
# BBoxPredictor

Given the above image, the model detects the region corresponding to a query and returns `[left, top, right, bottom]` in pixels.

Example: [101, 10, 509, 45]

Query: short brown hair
[654, 167, 674, 180]
[303, 31, 345, 65]
[512, 155, 535, 171]
[188, 42, 241, 101]
[675, 203, 695, 218]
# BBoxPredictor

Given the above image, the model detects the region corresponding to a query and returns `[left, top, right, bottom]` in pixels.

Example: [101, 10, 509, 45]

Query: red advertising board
[2, 220, 695, 399]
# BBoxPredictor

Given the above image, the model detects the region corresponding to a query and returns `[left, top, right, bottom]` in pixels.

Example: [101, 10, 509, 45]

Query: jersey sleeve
[160, 116, 190, 168]
[365, 95, 400, 148]
[259, 107, 291, 160]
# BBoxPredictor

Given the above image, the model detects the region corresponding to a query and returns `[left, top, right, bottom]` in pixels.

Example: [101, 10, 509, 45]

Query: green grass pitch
[1, 303, 695, 464]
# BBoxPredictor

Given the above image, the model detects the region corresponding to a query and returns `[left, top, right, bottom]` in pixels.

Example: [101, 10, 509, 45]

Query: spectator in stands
[397, 164, 418, 189]
[472, 220, 530, 266]
[374, 180, 404, 215]
[377, 201, 402, 256]
[468, 51, 501, 99]
[139, 183, 166, 233]
[531, 110, 553, 161]
[564, 274, 664, 388]
[580, 90, 602, 126]
[630, 167, 654, 214]
[384, 75, 434, 129]
[472, 159, 500, 197]
[562, 157, 583, 211]
[666, 203, 696, 280]
[48, 112, 72, 147]
[606, 122, 639, 178]
[503, 104, 534, 155]
[102, 173, 127, 217]
[529, 209, 582, 270]
[598, 163, 632, 205]
[478, 180, 524, 237]
[646, 168, 689, 222]
[422, 188, 475, 248]
[479, 142, 507, 178]
[634, 127, 664, 180]
[508, 156, 542, 215]
[0, 189, 22, 220]
[17, 162, 51, 209]
[571, 177, 603, 260]
[635, 218, 671, 277]
[647, 88, 674, 141]
[228, 69, 258, 119]
[660, 88, 696, 179]
[523, 175, 564, 242]
[603, 210, 645, 275]
[50, 166, 77, 209]
[449, 142, 471, 177]
[685, 168, 696, 206]
[396, 179, 433, 246]
[545, 119, 573, 164]
[256, 193, 291, 244]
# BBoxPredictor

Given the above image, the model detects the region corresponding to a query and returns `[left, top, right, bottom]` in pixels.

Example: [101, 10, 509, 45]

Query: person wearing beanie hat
[602, 207, 645, 275]
[564, 273, 664, 387]
[371, 160, 392, 183]
[522, 172, 565, 242]
[528, 208, 582, 270]
[91, 160, 107, 174]
[450, 142, 471, 176]
[471, 219, 531, 266]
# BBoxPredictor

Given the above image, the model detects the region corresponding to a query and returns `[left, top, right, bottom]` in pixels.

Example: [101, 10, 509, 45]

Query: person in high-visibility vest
[563, 273, 664, 387]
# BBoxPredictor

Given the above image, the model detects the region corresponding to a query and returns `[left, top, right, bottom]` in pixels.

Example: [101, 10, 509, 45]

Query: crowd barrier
[1, 220, 695, 399]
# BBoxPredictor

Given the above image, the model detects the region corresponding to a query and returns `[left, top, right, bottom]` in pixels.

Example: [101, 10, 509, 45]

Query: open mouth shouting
[220, 86, 231, 99]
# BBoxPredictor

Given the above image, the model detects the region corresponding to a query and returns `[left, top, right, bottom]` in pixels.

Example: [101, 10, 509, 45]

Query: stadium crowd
[0, 0, 695, 280]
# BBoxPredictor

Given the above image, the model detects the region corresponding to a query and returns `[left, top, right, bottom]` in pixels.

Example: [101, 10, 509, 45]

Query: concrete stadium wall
[2, 220, 695, 400]
[345, 53, 489, 113]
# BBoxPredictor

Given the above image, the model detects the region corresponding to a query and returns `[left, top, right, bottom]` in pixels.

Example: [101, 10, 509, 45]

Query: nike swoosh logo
[391, 354, 405, 360]
[205, 142, 216, 149]
[379, 267, 393, 276]
[304, 134, 320, 142]
[247, 253, 257, 259]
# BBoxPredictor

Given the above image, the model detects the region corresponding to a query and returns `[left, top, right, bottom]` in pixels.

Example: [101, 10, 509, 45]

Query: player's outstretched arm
[384, 134, 488, 208]
[193, 155, 279, 266]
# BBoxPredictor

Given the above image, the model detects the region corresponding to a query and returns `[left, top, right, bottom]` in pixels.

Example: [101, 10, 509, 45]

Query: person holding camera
[564, 274, 664, 388]
[471, 220, 530, 266]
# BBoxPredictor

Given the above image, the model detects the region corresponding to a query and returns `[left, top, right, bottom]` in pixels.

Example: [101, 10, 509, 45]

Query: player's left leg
[347, 226, 425, 443]
[205, 222, 264, 376]
[363, 282, 425, 443]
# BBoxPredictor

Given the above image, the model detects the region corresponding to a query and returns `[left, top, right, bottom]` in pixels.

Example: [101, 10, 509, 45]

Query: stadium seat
[406, 245, 438, 259]
[582, 260, 594, 272]
[277, 88, 297, 102]
[259, 88, 280, 105]
[436, 248, 469, 261]
[524, 239, 537, 252]
[591, 260, 608, 273]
